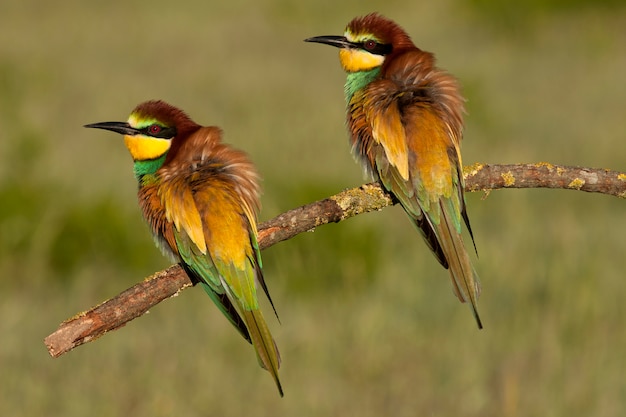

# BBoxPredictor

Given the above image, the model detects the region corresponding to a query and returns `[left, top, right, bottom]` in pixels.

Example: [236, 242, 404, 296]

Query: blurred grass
[1, 0, 625, 415]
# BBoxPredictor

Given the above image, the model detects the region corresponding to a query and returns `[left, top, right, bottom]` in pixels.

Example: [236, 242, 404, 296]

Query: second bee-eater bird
[306, 13, 482, 328]
[85, 100, 283, 395]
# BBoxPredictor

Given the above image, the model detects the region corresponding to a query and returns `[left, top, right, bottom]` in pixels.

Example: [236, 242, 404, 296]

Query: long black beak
[84, 121, 140, 136]
[304, 35, 353, 49]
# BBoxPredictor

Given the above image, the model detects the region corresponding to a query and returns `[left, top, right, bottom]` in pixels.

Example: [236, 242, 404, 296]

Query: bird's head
[305, 13, 415, 73]
[85, 100, 198, 161]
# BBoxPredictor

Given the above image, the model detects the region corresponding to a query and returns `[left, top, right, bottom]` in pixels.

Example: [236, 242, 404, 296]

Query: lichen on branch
[44, 163, 626, 358]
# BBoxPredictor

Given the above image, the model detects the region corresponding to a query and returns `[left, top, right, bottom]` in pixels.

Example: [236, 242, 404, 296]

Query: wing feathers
[349, 48, 481, 327]
[145, 127, 281, 393]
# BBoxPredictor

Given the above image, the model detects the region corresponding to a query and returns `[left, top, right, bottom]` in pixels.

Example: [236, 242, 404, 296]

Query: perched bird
[85, 100, 283, 395]
[305, 13, 482, 328]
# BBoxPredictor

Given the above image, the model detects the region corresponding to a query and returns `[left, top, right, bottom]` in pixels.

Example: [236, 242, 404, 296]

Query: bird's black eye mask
[358, 39, 393, 56]
[141, 124, 177, 139]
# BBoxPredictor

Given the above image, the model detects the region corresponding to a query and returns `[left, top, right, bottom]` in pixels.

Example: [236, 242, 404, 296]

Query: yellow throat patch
[339, 48, 385, 73]
[124, 135, 171, 161]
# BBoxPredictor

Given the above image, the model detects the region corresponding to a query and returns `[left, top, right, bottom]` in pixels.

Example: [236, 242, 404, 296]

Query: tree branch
[44, 163, 626, 357]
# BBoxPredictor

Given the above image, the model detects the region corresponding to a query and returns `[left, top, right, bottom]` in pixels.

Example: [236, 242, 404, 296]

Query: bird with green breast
[85, 100, 283, 395]
[306, 13, 482, 328]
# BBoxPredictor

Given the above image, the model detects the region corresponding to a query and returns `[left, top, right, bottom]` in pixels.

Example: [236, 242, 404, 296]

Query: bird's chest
[137, 180, 180, 261]
[347, 92, 374, 150]
[346, 90, 391, 179]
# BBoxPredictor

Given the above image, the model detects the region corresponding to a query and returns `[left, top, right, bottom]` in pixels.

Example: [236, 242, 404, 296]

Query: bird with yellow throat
[85, 100, 283, 395]
[306, 13, 482, 328]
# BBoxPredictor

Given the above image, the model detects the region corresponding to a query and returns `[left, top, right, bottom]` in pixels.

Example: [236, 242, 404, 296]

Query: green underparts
[133, 153, 167, 182]
[344, 67, 381, 102]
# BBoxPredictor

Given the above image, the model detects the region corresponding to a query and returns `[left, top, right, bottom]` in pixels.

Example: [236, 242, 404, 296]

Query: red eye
[149, 124, 162, 134]
[364, 40, 377, 50]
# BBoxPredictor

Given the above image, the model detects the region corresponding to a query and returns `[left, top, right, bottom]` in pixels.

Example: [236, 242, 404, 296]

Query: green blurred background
[1, 0, 625, 415]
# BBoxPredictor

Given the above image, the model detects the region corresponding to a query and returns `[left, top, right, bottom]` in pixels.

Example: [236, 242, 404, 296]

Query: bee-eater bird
[305, 13, 482, 328]
[85, 100, 283, 395]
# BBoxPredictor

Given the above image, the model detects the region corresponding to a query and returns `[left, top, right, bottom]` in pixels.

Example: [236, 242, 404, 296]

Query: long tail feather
[436, 203, 482, 329]
[242, 309, 283, 396]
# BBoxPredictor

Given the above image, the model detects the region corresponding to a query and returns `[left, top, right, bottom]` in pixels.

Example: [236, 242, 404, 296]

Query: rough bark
[44, 163, 626, 357]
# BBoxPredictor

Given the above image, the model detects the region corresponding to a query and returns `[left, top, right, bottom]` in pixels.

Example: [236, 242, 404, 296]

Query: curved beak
[304, 35, 353, 49]
[84, 121, 140, 136]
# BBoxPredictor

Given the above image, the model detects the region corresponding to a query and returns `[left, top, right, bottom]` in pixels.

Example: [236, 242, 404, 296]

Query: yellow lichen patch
[463, 162, 485, 179]
[556, 167, 566, 176]
[568, 178, 585, 190]
[618, 191, 626, 199]
[618, 173, 626, 181]
[501, 171, 515, 186]
[535, 162, 555, 172]
[331, 183, 393, 219]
